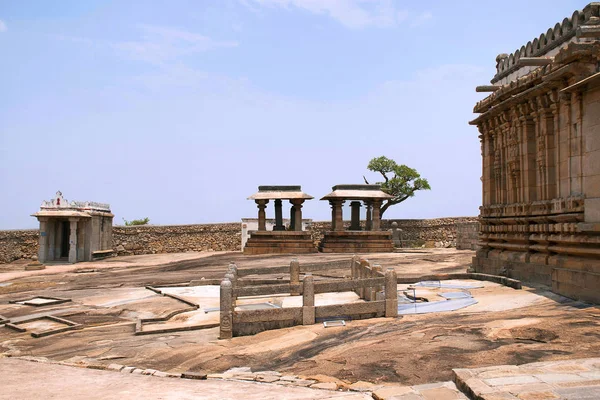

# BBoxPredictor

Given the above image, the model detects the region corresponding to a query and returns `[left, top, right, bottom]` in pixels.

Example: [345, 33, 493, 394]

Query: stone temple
[32, 191, 114, 263]
[470, 3, 600, 303]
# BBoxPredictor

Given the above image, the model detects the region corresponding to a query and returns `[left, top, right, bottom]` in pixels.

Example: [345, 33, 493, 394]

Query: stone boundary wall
[111, 224, 241, 256]
[0, 217, 478, 263]
[0, 229, 39, 264]
[309, 217, 479, 248]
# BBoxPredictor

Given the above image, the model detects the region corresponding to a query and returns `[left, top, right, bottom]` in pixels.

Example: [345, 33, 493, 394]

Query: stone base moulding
[319, 231, 394, 253]
[243, 231, 317, 255]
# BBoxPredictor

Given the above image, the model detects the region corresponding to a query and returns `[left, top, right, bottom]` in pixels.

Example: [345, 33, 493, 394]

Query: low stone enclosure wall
[0, 217, 478, 264]
[219, 256, 398, 338]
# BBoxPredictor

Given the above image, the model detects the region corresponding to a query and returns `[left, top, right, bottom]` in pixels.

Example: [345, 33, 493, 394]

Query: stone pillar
[273, 199, 285, 231]
[37, 217, 49, 263]
[290, 205, 296, 230]
[47, 220, 55, 261]
[371, 264, 382, 300]
[227, 263, 238, 308]
[350, 201, 362, 231]
[385, 268, 398, 317]
[390, 221, 402, 247]
[330, 200, 344, 231]
[220, 279, 233, 339]
[68, 218, 78, 264]
[290, 258, 300, 296]
[372, 201, 382, 231]
[359, 258, 370, 299]
[256, 200, 268, 231]
[365, 202, 373, 231]
[291, 199, 304, 231]
[302, 274, 315, 325]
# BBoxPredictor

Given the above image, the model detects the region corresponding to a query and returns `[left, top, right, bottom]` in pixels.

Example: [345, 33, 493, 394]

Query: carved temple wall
[471, 3, 600, 303]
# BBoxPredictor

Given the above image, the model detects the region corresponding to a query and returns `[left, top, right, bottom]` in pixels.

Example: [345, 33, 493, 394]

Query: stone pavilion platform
[243, 186, 317, 255]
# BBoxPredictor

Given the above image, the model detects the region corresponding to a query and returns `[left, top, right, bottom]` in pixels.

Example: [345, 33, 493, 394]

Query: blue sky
[0, 0, 584, 229]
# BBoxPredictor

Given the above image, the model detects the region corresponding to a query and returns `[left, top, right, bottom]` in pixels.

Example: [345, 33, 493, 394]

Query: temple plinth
[244, 186, 317, 254]
[319, 185, 394, 253]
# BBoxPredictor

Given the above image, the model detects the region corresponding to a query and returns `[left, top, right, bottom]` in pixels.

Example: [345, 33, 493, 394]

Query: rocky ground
[1, 249, 599, 394]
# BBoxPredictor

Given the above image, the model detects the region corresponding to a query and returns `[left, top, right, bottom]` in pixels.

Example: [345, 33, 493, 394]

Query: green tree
[363, 156, 431, 217]
[123, 217, 150, 226]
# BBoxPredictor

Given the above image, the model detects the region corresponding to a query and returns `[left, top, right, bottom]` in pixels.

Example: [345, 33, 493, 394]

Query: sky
[0, 0, 585, 229]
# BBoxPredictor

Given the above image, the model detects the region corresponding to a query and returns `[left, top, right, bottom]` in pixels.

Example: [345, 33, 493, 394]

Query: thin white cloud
[242, 0, 416, 28]
[0, 19, 7, 32]
[410, 11, 433, 27]
[114, 24, 238, 64]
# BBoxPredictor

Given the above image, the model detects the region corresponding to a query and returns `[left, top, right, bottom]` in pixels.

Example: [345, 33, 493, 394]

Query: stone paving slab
[453, 358, 600, 399]
[0, 358, 371, 400]
[372, 381, 467, 399]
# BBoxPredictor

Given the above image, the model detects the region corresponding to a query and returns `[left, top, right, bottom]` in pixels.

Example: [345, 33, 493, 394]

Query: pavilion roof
[248, 185, 314, 200]
[32, 210, 94, 218]
[320, 184, 393, 201]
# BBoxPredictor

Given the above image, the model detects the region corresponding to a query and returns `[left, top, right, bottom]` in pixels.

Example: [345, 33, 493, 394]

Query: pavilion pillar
[273, 199, 285, 231]
[350, 201, 362, 231]
[68, 218, 79, 264]
[256, 200, 268, 231]
[291, 199, 304, 231]
[372, 200, 382, 231]
[290, 205, 296, 230]
[47, 219, 55, 261]
[37, 217, 49, 263]
[365, 201, 372, 231]
[330, 200, 344, 231]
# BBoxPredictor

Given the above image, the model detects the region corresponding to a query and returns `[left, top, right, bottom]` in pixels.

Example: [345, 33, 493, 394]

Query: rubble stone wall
[0, 229, 39, 263]
[112, 224, 242, 256]
[0, 217, 478, 263]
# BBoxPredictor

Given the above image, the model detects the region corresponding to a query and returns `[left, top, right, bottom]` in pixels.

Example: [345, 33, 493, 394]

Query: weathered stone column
[350, 201, 362, 231]
[385, 268, 398, 317]
[350, 254, 358, 280]
[290, 205, 296, 230]
[330, 200, 344, 231]
[365, 201, 373, 231]
[256, 200, 268, 231]
[37, 217, 49, 263]
[302, 274, 315, 325]
[47, 220, 55, 261]
[227, 263, 238, 307]
[220, 279, 233, 339]
[359, 258, 370, 299]
[372, 264, 382, 300]
[273, 199, 285, 231]
[372, 200, 382, 231]
[68, 218, 78, 264]
[291, 199, 304, 231]
[290, 258, 300, 295]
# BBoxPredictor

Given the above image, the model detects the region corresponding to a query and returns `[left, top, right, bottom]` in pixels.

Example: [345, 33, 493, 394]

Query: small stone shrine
[32, 191, 114, 263]
[244, 186, 317, 254]
[319, 185, 394, 253]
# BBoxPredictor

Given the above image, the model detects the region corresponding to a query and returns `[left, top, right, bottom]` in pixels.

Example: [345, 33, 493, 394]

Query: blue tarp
[398, 297, 478, 315]
[412, 281, 483, 289]
[440, 292, 472, 299]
